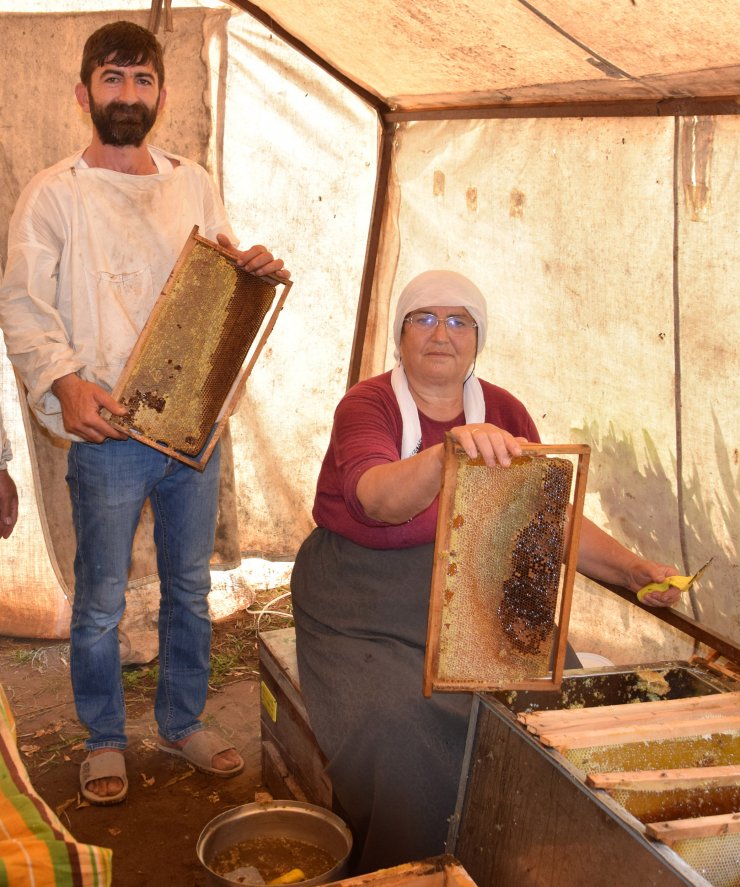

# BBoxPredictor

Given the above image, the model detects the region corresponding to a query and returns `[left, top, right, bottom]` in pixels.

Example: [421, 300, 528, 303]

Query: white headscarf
[390, 270, 488, 458]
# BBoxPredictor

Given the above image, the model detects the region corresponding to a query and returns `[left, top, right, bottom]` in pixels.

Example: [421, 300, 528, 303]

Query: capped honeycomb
[110, 231, 278, 456]
[566, 729, 740, 887]
[666, 833, 740, 887]
[565, 732, 740, 774]
[609, 782, 740, 825]
[431, 448, 574, 688]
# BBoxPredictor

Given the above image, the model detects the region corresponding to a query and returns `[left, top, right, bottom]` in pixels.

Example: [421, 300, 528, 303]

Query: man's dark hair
[80, 21, 165, 90]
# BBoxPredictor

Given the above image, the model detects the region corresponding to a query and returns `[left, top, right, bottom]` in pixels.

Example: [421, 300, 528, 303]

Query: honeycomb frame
[424, 438, 590, 695]
[108, 226, 292, 470]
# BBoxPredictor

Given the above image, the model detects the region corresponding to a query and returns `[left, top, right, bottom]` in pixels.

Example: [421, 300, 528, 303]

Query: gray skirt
[291, 527, 472, 873]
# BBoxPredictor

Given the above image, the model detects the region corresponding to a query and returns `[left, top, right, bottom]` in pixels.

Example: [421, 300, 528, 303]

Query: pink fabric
[312, 370, 539, 549]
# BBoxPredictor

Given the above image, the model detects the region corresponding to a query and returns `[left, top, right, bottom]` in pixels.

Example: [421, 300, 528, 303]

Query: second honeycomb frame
[108, 226, 292, 470]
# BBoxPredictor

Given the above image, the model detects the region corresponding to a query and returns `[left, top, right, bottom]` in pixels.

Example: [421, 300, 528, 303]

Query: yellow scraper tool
[636, 557, 713, 603]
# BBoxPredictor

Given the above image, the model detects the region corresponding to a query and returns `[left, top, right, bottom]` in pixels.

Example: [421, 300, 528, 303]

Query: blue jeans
[66, 437, 221, 750]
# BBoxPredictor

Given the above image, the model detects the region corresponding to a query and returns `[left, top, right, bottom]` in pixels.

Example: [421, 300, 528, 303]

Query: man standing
[0, 21, 288, 805]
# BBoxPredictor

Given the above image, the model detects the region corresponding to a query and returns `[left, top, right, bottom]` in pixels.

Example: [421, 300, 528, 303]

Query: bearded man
[0, 21, 288, 805]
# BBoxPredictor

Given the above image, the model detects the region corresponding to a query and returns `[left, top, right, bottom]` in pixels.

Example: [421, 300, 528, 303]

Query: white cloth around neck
[391, 365, 485, 459]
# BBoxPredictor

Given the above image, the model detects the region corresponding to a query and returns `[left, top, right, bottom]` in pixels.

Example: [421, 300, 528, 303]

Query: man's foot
[80, 749, 128, 805]
[157, 730, 244, 777]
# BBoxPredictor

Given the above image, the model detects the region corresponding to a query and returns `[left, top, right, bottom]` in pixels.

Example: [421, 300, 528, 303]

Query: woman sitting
[291, 270, 679, 874]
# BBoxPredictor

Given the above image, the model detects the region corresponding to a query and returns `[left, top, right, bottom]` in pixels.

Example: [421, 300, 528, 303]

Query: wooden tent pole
[386, 96, 740, 123]
[148, 0, 173, 34]
[347, 114, 394, 389]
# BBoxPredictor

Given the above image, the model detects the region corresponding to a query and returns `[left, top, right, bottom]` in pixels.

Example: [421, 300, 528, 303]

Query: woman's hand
[626, 557, 683, 607]
[450, 423, 528, 467]
[576, 521, 681, 608]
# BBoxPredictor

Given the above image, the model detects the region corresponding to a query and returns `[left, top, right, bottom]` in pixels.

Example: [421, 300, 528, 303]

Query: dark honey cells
[498, 459, 572, 654]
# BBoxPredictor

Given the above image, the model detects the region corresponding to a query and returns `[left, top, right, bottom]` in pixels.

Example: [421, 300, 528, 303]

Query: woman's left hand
[627, 558, 682, 607]
[450, 423, 528, 468]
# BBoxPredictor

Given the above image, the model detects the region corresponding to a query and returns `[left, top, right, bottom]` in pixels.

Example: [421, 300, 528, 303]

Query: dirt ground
[0, 596, 294, 887]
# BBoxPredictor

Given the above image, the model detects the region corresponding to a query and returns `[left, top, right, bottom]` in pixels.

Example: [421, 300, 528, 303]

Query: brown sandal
[80, 751, 128, 805]
[157, 730, 244, 778]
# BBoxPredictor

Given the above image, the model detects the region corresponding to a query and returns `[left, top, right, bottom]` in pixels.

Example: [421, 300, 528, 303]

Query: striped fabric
[0, 686, 112, 886]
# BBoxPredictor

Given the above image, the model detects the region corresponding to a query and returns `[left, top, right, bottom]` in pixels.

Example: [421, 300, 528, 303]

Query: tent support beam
[347, 116, 394, 390]
[387, 96, 740, 123]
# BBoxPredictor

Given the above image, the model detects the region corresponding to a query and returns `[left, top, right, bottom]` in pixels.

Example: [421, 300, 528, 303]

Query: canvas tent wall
[0, 0, 737, 667]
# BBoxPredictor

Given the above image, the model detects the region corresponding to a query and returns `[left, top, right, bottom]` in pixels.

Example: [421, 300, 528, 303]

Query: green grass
[7, 647, 60, 671]
[10, 649, 38, 665]
[209, 646, 245, 687]
[122, 663, 158, 692]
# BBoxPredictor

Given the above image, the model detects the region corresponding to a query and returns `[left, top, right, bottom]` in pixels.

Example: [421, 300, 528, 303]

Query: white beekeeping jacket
[0, 145, 235, 440]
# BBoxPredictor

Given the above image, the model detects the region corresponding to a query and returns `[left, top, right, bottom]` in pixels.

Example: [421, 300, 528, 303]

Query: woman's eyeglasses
[403, 312, 477, 333]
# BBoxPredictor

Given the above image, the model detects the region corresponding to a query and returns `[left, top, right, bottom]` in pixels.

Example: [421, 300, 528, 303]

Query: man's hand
[217, 234, 290, 280]
[51, 373, 129, 443]
[0, 470, 18, 539]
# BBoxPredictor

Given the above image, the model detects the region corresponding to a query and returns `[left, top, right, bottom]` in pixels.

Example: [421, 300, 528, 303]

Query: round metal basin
[197, 800, 353, 887]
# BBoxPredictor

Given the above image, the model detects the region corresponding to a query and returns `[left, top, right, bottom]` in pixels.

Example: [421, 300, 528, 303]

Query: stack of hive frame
[520, 692, 740, 887]
[108, 226, 291, 469]
[424, 439, 590, 695]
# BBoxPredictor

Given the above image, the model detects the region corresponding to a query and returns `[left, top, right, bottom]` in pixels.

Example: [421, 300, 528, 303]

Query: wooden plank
[423, 435, 461, 696]
[523, 693, 740, 747]
[551, 445, 589, 686]
[541, 717, 740, 752]
[530, 715, 740, 746]
[429, 677, 566, 693]
[329, 857, 478, 887]
[259, 628, 302, 693]
[261, 739, 309, 803]
[645, 812, 740, 847]
[596, 582, 740, 665]
[587, 765, 740, 792]
[520, 691, 740, 733]
[385, 96, 740, 123]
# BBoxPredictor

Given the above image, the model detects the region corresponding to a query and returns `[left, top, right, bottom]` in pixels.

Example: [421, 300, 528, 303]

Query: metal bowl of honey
[196, 800, 353, 887]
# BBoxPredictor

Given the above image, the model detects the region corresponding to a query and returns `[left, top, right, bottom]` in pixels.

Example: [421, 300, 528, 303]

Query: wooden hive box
[258, 627, 335, 809]
[524, 691, 740, 887]
[328, 856, 478, 887]
[450, 662, 740, 887]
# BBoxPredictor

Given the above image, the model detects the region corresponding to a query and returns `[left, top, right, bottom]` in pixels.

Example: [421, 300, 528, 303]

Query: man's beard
[89, 97, 158, 147]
